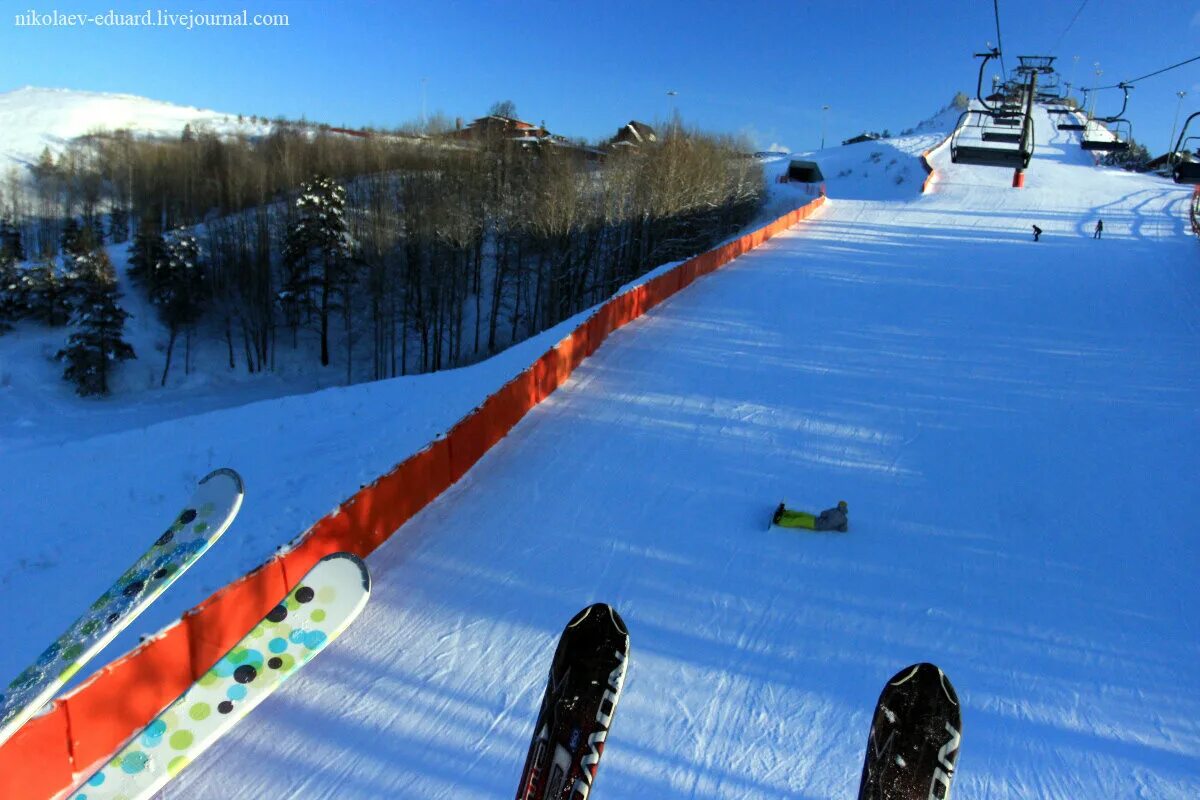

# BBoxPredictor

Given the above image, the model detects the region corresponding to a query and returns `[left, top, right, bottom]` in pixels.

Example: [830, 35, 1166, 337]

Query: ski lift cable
[1050, 0, 1089, 54]
[1085, 54, 1200, 91]
[992, 0, 1008, 77]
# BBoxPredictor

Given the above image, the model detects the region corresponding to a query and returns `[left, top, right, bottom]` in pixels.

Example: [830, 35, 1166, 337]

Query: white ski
[0, 468, 244, 748]
[68, 552, 370, 800]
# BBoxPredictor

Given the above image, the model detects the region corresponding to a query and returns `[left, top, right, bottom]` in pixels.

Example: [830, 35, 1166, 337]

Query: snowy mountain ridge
[905, 94, 968, 136]
[0, 86, 273, 169]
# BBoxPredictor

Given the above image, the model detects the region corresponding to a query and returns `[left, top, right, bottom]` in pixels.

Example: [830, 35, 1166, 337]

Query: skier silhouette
[1032, 225, 1042, 242]
[1093, 219, 1103, 239]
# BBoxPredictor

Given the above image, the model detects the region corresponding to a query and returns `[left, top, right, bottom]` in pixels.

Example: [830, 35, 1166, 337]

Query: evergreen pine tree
[56, 259, 135, 397]
[86, 214, 105, 248]
[0, 249, 17, 333]
[60, 217, 82, 262]
[127, 223, 166, 289]
[281, 175, 355, 366]
[22, 260, 75, 326]
[151, 230, 206, 385]
[73, 246, 116, 285]
[109, 206, 130, 244]
[1102, 138, 1152, 171]
[0, 217, 24, 262]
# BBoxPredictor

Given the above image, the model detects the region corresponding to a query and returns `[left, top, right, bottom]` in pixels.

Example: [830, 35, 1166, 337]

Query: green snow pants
[777, 510, 817, 529]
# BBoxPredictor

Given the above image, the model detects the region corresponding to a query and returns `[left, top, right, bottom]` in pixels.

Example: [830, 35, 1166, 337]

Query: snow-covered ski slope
[103, 107, 1200, 797]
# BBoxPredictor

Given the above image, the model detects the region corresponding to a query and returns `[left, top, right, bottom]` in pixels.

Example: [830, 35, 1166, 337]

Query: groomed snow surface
[7, 104, 1200, 798]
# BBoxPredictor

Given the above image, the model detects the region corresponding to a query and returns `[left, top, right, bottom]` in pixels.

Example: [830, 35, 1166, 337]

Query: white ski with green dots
[0, 468, 244, 749]
[68, 552, 371, 800]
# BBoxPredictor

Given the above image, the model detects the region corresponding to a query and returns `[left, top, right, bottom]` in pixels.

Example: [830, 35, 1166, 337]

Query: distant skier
[772, 500, 849, 532]
[1093, 219, 1103, 239]
[1031, 225, 1042, 242]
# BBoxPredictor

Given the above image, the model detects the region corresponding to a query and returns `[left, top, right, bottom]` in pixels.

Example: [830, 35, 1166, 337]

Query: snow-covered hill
[0, 86, 272, 168]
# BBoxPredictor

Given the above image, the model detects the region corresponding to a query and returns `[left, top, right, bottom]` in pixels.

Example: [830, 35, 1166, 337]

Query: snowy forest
[0, 119, 764, 394]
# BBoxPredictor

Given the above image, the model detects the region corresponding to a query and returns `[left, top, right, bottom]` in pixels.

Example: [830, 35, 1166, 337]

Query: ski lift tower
[1010, 56, 1056, 187]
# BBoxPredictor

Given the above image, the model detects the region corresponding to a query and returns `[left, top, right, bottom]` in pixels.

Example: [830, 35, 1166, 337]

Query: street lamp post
[821, 105, 830, 150]
[666, 90, 678, 132]
[1168, 90, 1187, 162]
[420, 77, 428, 128]
[1066, 55, 1079, 105]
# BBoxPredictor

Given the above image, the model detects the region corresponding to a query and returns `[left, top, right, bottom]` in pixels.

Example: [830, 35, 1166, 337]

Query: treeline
[0, 121, 764, 393]
[1100, 137, 1152, 171]
[4, 122, 423, 259]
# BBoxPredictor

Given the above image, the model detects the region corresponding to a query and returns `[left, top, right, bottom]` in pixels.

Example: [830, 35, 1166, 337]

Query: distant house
[1146, 150, 1197, 173]
[841, 132, 881, 146]
[451, 115, 549, 141]
[327, 126, 371, 139]
[607, 120, 657, 151]
[538, 136, 607, 163]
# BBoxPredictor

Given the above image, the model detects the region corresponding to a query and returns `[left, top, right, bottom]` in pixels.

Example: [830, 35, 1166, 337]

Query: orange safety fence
[921, 133, 951, 194]
[1191, 185, 1200, 237]
[0, 193, 825, 800]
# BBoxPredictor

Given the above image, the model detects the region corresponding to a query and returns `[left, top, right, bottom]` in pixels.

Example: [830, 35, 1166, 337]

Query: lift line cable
[993, 0, 1008, 77]
[1050, 0, 1089, 54]
[1086, 54, 1200, 91]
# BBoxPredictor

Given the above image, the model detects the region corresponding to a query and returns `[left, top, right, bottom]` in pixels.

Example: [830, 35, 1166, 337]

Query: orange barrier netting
[0, 194, 825, 800]
[1190, 185, 1200, 237]
[921, 133, 951, 194]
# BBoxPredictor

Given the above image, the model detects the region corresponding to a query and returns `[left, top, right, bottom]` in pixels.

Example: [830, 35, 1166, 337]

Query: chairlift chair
[1057, 106, 1087, 131]
[1174, 159, 1200, 185]
[1081, 119, 1131, 152]
[982, 111, 1023, 143]
[1016, 55, 1056, 72]
[948, 48, 1036, 169]
[983, 130, 1023, 143]
[1171, 136, 1200, 183]
[950, 110, 1033, 169]
[1170, 113, 1200, 184]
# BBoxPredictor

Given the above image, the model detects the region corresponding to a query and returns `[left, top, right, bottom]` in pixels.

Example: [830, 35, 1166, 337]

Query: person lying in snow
[772, 500, 849, 532]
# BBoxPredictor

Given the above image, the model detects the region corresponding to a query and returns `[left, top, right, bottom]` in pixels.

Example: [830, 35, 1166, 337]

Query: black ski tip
[317, 551, 372, 592]
[859, 663, 962, 800]
[888, 662, 959, 708]
[201, 467, 245, 496]
[567, 602, 627, 636]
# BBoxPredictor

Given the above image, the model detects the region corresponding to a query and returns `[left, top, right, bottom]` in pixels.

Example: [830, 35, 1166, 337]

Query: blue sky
[1, 0, 1197, 153]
